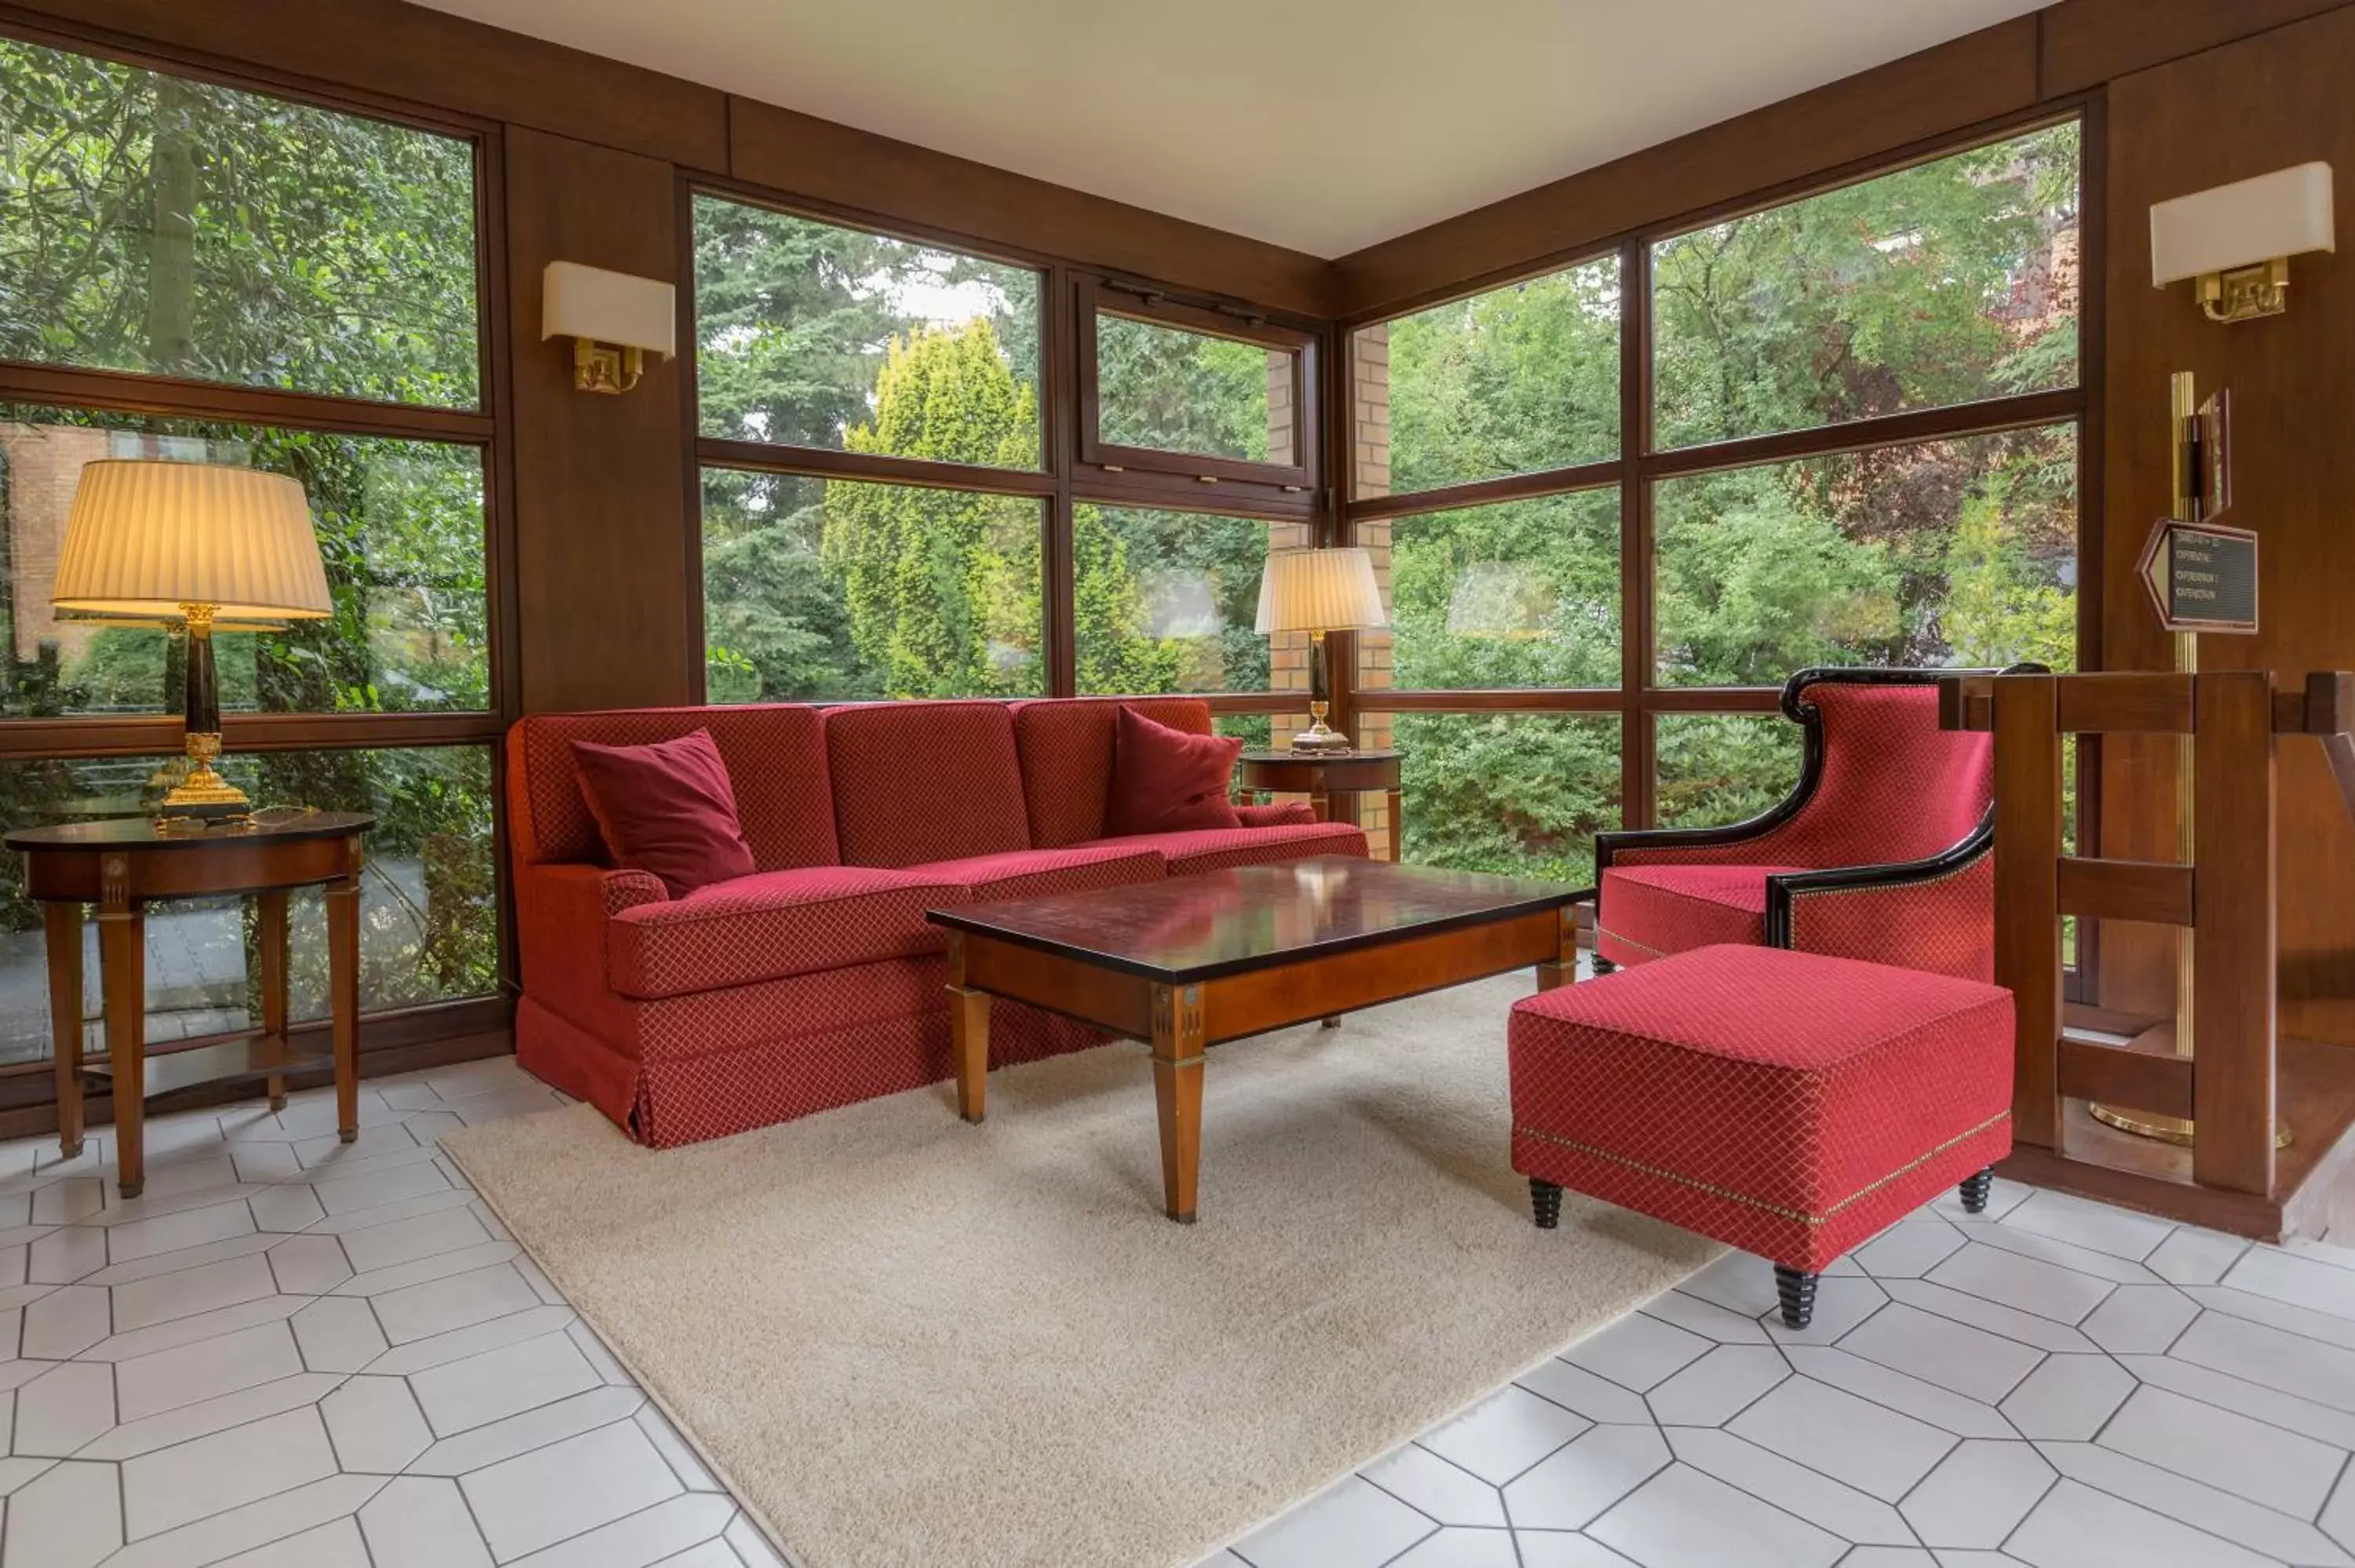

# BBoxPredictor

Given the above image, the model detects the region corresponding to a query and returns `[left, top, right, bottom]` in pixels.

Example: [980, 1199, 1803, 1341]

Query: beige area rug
[444, 972, 1716, 1568]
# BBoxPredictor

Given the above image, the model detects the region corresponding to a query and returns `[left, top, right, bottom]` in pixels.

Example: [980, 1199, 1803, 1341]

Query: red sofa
[504, 697, 1369, 1147]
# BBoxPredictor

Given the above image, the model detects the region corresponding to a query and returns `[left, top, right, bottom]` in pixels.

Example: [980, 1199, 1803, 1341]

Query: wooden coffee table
[927, 855, 1579, 1223]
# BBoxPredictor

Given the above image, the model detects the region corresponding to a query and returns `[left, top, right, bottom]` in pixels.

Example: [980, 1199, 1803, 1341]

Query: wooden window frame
[0, 20, 517, 1079]
[1075, 279, 1320, 493]
[1336, 103, 2103, 948]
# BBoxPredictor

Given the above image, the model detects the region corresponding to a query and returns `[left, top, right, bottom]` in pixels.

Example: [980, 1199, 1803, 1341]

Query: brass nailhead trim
[1593, 924, 1666, 959]
[1514, 1109, 2011, 1227]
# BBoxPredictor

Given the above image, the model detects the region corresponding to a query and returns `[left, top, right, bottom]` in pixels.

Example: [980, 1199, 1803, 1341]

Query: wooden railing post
[1992, 672, 2064, 1150]
[2192, 670, 2278, 1195]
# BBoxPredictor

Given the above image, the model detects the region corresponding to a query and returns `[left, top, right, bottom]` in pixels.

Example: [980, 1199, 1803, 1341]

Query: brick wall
[0, 421, 110, 665]
[1350, 326, 1397, 858]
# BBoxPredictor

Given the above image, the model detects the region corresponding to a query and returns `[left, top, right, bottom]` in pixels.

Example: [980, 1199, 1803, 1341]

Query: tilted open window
[1077, 282, 1318, 493]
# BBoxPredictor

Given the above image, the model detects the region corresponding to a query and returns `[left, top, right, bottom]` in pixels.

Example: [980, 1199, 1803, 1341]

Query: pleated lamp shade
[52, 461, 332, 622]
[1255, 547, 1389, 635]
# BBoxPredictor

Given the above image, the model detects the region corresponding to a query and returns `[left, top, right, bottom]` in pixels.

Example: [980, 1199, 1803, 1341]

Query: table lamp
[1255, 546, 1388, 753]
[51, 461, 333, 810]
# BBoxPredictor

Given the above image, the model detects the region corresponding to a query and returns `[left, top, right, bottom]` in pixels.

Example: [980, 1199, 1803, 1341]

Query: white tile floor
[5, 1058, 2355, 1567]
[0, 1059, 786, 1568]
[1215, 1178, 2355, 1568]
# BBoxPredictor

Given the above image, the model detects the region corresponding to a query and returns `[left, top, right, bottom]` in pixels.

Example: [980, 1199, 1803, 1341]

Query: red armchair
[1594, 667, 2026, 983]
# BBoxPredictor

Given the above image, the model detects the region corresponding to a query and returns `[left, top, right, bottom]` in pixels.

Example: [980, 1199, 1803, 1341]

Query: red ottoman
[1510, 943, 2014, 1328]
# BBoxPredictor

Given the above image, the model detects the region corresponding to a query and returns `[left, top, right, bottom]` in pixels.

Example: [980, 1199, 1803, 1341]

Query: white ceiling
[412, 0, 2055, 257]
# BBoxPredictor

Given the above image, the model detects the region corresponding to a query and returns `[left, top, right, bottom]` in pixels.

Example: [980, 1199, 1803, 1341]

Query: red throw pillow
[570, 730, 756, 898]
[1107, 706, 1243, 836]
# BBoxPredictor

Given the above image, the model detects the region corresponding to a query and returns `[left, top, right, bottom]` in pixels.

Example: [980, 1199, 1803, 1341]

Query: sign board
[2139, 518, 2259, 633]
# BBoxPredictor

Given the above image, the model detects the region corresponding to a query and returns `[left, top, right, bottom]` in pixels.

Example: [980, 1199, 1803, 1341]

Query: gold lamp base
[2088, 1102, 2292, 1150]
[162, 733, 249, 811]
[1289, 702, 1353, 753]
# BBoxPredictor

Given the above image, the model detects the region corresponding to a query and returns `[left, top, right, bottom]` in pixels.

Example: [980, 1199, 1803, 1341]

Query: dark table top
[927, 855, 1576, 983]
[4, 810, 376, 854]
[1236, 748, 1404, 763]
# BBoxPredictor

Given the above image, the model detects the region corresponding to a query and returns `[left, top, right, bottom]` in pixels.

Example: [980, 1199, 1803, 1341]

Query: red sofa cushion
[1597, 863, 1805, 966]
[1107, 706, 1242, 835]
[1097, 820, 1368, 877]
[1509, 944, 2014, 1271]
[823, 701, 1031, 868]
[1011, 696, 1215, 847]
[607, 865, 970, 999]
[571, 730, 756, 898]
[508, 706, 838, 871]
[907, 842, 1165, 903]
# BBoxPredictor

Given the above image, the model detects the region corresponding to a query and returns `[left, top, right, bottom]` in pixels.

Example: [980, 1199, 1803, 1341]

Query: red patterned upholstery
[510, 697, 1400, 1150]
[1510, 944, 2014, 1272]
[1595, 864, 1804, 968]
[904, 842, 1166, 903]
[1597, 674, 1997, 977]
[1098, 820, 1369, 876]
[1013, 697, 1214, 847]
[1236, 801, 1316, 828]
[823, 701, 1033, 867]
[1782, 855, 1997, 983]
[606, 866, 969, 999]
[506, 706, 838, 870]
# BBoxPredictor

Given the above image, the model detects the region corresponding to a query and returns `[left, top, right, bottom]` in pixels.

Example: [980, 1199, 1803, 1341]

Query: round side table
[1236, 749, 1404, 859]
[5, 811, 375, 1197]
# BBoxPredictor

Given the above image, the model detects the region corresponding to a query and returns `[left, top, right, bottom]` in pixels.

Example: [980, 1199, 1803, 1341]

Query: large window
[0, 36, 500, 1091]
[1349, 119, 2083, 881]
[1072, 505, 1273, 698]
[693, 196, 1057, 699]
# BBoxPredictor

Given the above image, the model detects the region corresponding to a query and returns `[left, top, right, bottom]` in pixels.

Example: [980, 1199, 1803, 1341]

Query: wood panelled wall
[2098, 6, 2355, 1045]
[9, 0, 2355, 1048]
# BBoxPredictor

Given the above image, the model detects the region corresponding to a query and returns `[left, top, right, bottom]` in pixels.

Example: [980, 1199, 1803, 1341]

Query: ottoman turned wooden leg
[1530, 1177, 1563, 1229]
[1959, 1166, 1995, 1214]
[1774, 1264, 1818, 1330]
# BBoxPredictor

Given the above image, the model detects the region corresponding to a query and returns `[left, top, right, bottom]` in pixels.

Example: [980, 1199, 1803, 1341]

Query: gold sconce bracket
[572, 338, 644, 395]
[2196, 257, 2291, 323]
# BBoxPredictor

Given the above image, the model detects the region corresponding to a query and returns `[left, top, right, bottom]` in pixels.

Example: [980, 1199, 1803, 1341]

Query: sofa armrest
[513, 862, 666, 1014]
[1236, 801, 1316, 828]
[1762, 822, 1995, 982]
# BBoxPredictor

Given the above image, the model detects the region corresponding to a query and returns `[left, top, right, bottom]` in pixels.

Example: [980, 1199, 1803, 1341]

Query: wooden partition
[1944, 668, 2355, 1235]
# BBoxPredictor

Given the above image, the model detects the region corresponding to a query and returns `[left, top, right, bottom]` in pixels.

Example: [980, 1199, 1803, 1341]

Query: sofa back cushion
[506, 706, 838, 870]
[823, 700, 1032, 867]
[1012, 697, 1214, 847]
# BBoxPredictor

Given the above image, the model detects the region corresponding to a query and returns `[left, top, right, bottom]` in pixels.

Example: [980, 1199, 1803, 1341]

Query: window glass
[0, 407, 488, 717]
[1376, 711, 1620, 885]
[1653, 423, 2076, 687]
[701, 469, 1042, 702]
[1094, 312, 1289, 465]
[1359, 253, 1619, 496]
[1073, 505, 1277, 696]
[1367, 489, 1618, 693]
[1652, 124, 2079, 450]
[0, 745, 497, 1067]
[0, 39, 480, 407]
[1655, 713, 1805, 830]
[693, 196, 1042, 469]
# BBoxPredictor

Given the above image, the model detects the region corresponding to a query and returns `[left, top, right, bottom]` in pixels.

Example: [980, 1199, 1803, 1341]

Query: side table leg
[257, 890, 290, 1111]
[97, 899, 145, 1198]
[327, 846, 362, 1143]
[44, 903, 85, 1161]
[1151, 983, 1206, 1223]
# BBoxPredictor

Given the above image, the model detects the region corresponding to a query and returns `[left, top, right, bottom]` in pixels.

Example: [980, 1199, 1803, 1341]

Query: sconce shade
[1255, 547, 1389, 635]
[2151, 162, 2335, 286]
[52, 461, 331, 622]
[542, 261, 677, 357]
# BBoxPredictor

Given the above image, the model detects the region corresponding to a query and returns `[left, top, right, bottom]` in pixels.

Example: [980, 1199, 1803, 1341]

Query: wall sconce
[2151, 162, 2335, 323]
[542, 261, 676, 393]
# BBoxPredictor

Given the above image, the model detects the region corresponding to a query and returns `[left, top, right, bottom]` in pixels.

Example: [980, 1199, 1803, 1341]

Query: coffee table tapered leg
[951, 985, 990, 1124]
[1152, 983, 1206, 1223]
